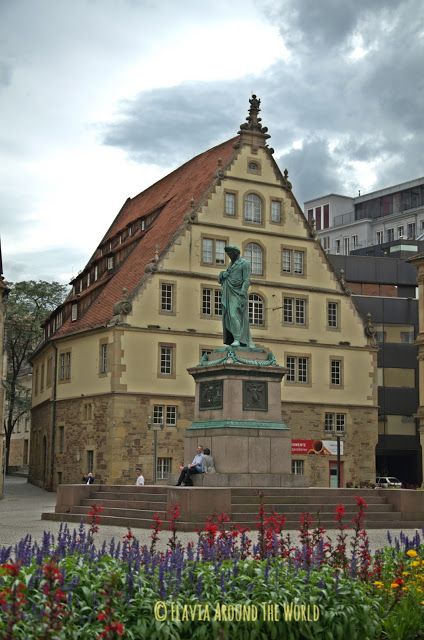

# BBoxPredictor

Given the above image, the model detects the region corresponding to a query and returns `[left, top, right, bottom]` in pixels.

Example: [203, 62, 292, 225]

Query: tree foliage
[3, 280, 67, 471]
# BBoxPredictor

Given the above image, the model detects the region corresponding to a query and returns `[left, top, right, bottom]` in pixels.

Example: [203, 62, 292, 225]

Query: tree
[3, 280, 67, 473]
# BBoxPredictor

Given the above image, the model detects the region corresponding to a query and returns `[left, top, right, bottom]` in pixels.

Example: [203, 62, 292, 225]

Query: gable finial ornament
[283, 168, 292, 190]
[110, 287, 133, 325]
[238, 94, 271, 141]
[364, 312, 377, 346]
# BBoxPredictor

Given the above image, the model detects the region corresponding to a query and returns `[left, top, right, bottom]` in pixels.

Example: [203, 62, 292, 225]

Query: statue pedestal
[185, 346, 296, 485]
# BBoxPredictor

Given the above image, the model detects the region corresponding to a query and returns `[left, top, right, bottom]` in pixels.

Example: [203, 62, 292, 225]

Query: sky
[1, 0, 423, 284]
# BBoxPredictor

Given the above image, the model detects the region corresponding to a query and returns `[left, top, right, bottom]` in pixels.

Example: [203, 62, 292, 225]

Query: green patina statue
[218, 246, 254, 347]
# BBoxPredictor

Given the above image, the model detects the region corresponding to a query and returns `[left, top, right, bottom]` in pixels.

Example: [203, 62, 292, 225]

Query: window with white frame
[225, 192, 236, 216]
[153, 405, 164, 426]
[94, 265, 99, 281]
[407, 222, 416, 239]
[71, 303, 78, 322]
[245, 243, 263, 275]
[324, 413, 346, 433]
[335, 239, 341, 254]
[352, 235, 358, 248]
[202, 238, 226, 265]
[386, 228, 394, 242]
[107, 256, 114, 270]
[160, 283, 174, 313]
[343, 237, 350, 255]
[166, 406, 177, 426]
[330, 359, 342, 386]
[283, 297, 306, 325]
[271, 200, 282, 223]
[286, 356, 309, 383]
[282, 249, 305, 275]
[292, 460, 304, 475]
[244, 194, 262, 224]
[398, 225, 404, 238]
[327, 302, 339, 329]
[157, 457, 172, 480]
[376, 231, 383, 244]
[159, 346, 174, 375]
[59, 352, 71, 381]
[201, 287, 222, 316]
[248, 294, 264, 325]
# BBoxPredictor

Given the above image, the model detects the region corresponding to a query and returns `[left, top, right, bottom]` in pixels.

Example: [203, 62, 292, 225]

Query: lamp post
[148, 416, 164, 484]
[332, 430, 344, 488]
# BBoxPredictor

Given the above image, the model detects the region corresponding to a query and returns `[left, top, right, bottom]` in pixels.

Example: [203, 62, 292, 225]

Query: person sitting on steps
[175, 446, 205, 486]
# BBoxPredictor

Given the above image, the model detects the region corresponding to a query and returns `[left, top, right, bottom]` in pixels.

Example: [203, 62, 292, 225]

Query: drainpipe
[49, 342, 58, 491]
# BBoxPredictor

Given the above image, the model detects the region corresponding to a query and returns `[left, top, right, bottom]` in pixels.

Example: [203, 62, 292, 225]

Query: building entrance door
[329, 461, 343, 487]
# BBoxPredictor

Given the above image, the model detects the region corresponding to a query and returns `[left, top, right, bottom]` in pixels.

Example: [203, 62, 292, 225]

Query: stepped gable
[55, 136, 238, 337]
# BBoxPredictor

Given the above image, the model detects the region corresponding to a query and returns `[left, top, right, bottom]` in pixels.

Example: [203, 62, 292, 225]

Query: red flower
[355, 496, 368, 509]
[97, 611, 107, 621]
[1, 562, 21, 577]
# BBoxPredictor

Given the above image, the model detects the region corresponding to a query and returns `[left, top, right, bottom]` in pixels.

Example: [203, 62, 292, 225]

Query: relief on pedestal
[199, 380, 223, 411]
[243, 380, 268, 411]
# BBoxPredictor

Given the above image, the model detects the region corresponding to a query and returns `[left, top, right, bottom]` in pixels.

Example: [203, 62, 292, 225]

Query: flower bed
[0, 498, 423, 639]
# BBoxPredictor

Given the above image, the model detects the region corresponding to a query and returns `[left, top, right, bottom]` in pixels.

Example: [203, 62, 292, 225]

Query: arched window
[245, 243, 263, 275]
[244, 193, 262, 224]
[249, 293, 264, 326]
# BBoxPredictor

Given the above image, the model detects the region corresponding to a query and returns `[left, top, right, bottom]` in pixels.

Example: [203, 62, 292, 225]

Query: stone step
[231, 503, 394, 513]
[231, 511, 399, 522]
[81, 499, 167, 510]
[231, 495, 388, 505]
[42, 511, 424, 532]
[231, 488, 379, 496]
[89, 492, 167, 502]
[71, 506, 167, 519]
[97, 485, 168, 494]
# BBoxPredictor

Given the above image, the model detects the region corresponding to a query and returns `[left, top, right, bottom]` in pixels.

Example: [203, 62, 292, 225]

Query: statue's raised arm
[218, 246, 254, 347]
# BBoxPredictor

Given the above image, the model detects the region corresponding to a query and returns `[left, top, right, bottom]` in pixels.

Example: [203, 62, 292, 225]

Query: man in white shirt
[175, 446, 204, 486]
[135, 467, 145, 486]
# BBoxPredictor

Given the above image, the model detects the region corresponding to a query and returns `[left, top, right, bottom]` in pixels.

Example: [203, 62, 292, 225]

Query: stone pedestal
[185, 346, 295, 485]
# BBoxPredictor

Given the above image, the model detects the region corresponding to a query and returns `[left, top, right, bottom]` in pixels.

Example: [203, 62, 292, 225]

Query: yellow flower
[406, 550, 417, 557]
[411, 561, 420, 567]
[402, 571, 410, 576]
[391, 583, 400, 589]
[374, 581, 384, 588]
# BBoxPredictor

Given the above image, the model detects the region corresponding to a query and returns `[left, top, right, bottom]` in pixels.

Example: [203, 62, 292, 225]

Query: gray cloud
[3, 247, 88, 284]
[102, 0, 424, 204]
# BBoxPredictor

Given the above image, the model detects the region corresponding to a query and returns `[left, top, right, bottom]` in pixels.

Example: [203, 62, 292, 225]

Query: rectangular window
[330, 359, 342, 386]
[327, 302, 339, 328]
[398, 225, 404, 238]
[107, 256, 114, 270]
[86, 450, 94, 473]
[323, 204, 329, 228]
[166, 406, 177, 426]
[292, 460, 304, 475]
[343, 237, 350, 255]
[315, 206, 321, 230]
[160, 283, 174, 313]
[71, 303, 78, 321]
[352, 235, 358, 248]
[282, 249, 305, 275]
[153, 405, 164, 426]
[325, 413, 346, 433]
[157, 457, 172, 480]
[99, 343, 108, 374]
[335, 239, 341, 254]
[286, 356, 309, 384]
[375, 331, 386, 343]
[386, 228, 394, 242]
[225, 192, 236, 216]
[59, 352, 71, 381]
[271, 200, 281, 223]
[94, 265, 98, 281]
[407, 222, 416, 239]
[202, 238, 226, 265]
[376, 230, 383, 244]
[40, 363, 45, 392]
[400, 330, 414, 343]
[201, 287, 222, 316]
[283, 297, 306, 325]
[159, 345, 174, 375]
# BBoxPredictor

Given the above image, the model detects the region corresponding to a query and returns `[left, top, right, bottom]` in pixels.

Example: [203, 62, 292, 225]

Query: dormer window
[141, 219, 146, 231]
[79, 280, 83, 293]
[94, 265, 98, 281]
[87, 272, 90, 287]
[71, 303, 78, 322]
[128, 225, 132, 236]
[107, 256, 114, 270]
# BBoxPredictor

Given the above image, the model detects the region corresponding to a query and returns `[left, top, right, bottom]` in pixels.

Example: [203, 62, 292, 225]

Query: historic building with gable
[29, 97, 378, 490]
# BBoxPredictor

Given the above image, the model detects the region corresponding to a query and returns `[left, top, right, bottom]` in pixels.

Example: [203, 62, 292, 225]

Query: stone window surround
[329, 355, 344, 389]
[247, 157, 262, 175]
[249, 291, 267, 329]
[242, 238, 266, 278]
[200, 285, 222, 318]
[224, 189, 238, 217]
[152, 403, 178, 427]
[159, 279, 177, 316]
[243, 190, 265, 227]
[98, 339, 109, 377]
[200, 233, 229, 268]
[269, 197, 283, 225]
[326, 298, 341, 331]
[58, 350, 71, 384]
[280, 244, 307, 278]
[284, 352, 312, 387]
[292, 459, 305, 475]
[282, 293, 309, 329]
[158, 342, 176, 378]
[324, 411, 346, 434]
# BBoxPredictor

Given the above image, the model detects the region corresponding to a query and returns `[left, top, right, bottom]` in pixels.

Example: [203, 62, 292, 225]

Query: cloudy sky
[1, 0, 423, 284]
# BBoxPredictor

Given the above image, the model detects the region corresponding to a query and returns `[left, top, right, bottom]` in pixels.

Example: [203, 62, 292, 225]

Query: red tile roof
[54, 136, 239, 338]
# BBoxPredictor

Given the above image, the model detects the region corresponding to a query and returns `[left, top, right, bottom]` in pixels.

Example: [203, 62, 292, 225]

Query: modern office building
[305, 177, 424, 256]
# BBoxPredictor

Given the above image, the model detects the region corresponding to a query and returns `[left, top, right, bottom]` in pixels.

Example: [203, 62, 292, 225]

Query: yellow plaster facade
[30, 121, 378, 490]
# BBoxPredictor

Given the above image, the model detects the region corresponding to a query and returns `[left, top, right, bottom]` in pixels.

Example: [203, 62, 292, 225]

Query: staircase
[42, 485, 424, 531]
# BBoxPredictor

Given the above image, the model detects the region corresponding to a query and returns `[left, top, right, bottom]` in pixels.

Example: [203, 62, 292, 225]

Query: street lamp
[331, 429, 345, 488]
[147, 415, 164, 484]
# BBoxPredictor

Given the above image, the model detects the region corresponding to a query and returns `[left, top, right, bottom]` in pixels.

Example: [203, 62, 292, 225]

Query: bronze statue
[218, 246, 254, 347]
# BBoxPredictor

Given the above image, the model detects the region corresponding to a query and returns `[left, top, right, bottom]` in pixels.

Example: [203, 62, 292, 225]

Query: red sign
[291, 439, 314, 454]
[291, 439, 344, 455]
